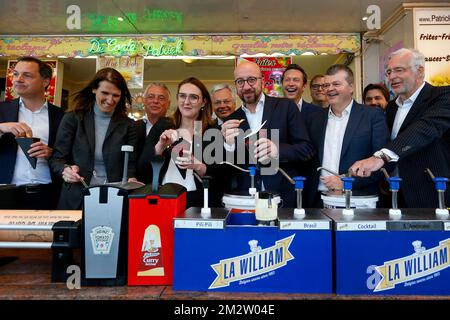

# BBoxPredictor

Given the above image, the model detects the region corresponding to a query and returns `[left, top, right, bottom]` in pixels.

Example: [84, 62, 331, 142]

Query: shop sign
[88, 38, 183, 57]
[0, 35, 360, 58]
[414, 8, 450, 86]
[97, 56, 144, 89]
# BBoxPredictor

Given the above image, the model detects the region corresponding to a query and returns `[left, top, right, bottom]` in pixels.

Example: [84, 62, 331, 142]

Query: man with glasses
[281, 64, 321, 122]
[351, 48, 450, 208]
[221, 60, 314, 207]
[305, 64, 389, 207]
[135, 82, 171, 182]
[310, 74, 329, 108]
[0, 56, 64, 209]
[211, 83, 236, 126]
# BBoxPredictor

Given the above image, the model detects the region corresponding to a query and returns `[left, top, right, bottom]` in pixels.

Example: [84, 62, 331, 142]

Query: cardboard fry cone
[15, 137, 40, 169]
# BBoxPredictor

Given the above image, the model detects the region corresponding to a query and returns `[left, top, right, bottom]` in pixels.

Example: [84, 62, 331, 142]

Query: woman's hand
[155, 129, 179, 155]
[62, 165, 82, 184]
[128, 177, 145, 185]
[175, 149, 206, 176]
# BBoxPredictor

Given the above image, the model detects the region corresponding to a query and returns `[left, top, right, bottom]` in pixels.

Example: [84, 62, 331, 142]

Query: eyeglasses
[385, 66, 410, 77]
[234, 77, 261, 87]
[177, 93, 200, 104]
[213, 99, 233, 106]
[321, 82, 344, 89]
[311, 84, 326, 90]
[144, 94, 167, 102]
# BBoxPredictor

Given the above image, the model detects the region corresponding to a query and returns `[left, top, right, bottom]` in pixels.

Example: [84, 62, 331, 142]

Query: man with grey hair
[211, 83, 236, 125]
[135, 82, 172, 182]
[351, 48, 450, 208]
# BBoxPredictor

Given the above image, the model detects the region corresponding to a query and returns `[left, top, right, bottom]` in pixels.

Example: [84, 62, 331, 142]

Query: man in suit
[221, 60, 314, 207]
[0, 56, 64, 209]
[351, 48, 450, 208]
[135, 82, 171, 183]
[211, 84, 236, 126]
[281, 63, 321, 121]
[305, 64, 389, 207]
[135, 82, 170, 157]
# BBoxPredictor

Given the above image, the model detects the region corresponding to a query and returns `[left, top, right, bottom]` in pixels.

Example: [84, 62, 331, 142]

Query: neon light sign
[88, 38, 184, 57]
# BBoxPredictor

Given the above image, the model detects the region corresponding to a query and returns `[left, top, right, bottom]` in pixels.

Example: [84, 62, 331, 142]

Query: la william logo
[208, 235, 295, 289]
[371, 238, 450, 292]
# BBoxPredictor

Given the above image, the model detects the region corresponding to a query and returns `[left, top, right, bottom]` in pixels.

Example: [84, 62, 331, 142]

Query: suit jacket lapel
[105, 116, 121, 143]
[83, 111, 96, 157]
[4, 99, 20, 122]
[398, 83, 431, 135]
[236, 108, 250, 132]
[47, 104, 58, 147]
[317, 109, 329, 163]
[261, 95, 274, 132]
[341, 102, 362, 159]
[141, 120, 148, 137]
[386, 101, 398, 131]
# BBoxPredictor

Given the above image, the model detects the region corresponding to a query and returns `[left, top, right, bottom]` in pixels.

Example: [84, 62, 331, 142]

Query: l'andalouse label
[209, 235, 295, 289]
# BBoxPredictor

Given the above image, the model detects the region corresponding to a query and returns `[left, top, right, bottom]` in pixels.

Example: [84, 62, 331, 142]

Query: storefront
[0, 34, 360, 115]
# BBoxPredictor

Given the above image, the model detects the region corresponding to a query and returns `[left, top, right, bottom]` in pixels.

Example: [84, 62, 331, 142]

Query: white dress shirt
[381, 82, 426, 161]
[11, 99, 52, 185]
[142, 114, 153, 136]
[297, 98, 304, 112]
[391, 82, 425, 140]
[319, 100, 353, 192]
[241, 94, 265, 133]
[224, 94, 266, 190]
[224, 94, 265, 152]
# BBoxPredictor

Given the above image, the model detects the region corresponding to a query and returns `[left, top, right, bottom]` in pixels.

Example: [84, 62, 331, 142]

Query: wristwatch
[373, 150, 391, 165]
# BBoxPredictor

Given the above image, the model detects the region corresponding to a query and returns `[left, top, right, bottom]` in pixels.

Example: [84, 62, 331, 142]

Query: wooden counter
[1, 249, 449, 301]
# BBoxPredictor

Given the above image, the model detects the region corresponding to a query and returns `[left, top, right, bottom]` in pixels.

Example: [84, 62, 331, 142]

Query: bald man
[221, 60, 314, 207]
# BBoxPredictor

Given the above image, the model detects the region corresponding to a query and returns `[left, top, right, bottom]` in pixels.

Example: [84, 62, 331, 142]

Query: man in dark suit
[135, 82, 170, 159]
[351, 48, 450, 208]
[305, 64, 389, 207]
[221, 60, 315, 207]
[281, 63, 321, 122]
[135, 83, 172, 184]
[0, 56, 64, 209]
